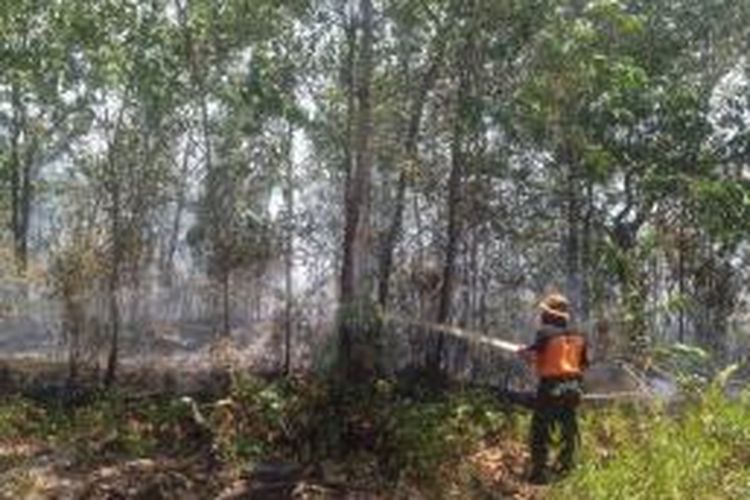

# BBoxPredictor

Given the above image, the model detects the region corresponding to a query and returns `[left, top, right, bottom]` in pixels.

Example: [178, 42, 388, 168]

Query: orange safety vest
[534, 332, 586, 378]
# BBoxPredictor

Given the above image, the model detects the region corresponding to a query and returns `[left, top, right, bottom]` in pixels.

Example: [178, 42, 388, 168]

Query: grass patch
[0, 392, 207, 467]
[550, 389, 750, 499]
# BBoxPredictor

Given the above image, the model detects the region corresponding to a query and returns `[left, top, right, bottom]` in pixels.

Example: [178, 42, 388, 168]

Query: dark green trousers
[530, 378, 582, 476]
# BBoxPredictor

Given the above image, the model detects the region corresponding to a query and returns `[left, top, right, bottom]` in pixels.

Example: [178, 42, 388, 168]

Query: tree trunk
[17, 160, 33, 274]
[339, 0, 378, 383]
[432, 26, 472, 373]
[611, 212, 649, 362]
[283, 124, 294, 375]
[580, 177, 594, 324]
[9, 81, 32, 274]
[162, 140, 193, 285]
[64, 295, 83, 389]
[9, 82, 22, 271]
[677, 221, 686, 343]
[104, 179, 121, 389]
[222, 270, 231, 337]
[377, 38, 445, 309]
[563, 144, 582, 319]
[433, 125, 463, 371]
[175, 0, 212, 174]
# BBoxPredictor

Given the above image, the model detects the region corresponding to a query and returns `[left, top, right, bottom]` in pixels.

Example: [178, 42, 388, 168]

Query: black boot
[528, 466, 550, 485]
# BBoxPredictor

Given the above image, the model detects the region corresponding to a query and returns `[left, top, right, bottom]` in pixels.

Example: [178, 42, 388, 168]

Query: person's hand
[518, 346, 534, 363]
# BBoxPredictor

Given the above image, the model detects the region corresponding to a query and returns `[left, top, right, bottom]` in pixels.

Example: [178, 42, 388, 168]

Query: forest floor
[0, 359, 546, 500]
[0, 432, 543, 499]
[1, 358, 749, 499]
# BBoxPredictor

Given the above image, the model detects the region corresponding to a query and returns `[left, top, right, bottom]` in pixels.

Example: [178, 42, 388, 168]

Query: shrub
[0, 397, 47, 441]
[209, 374, 310, 463]
[377, 390, 508, 487]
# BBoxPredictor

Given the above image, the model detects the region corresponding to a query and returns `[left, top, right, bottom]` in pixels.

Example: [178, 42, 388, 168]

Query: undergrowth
[0, 377, 516, 494]
[213, 373, 516, 491]
[1, 376, 750, 498]
[551, 389, 750, 499]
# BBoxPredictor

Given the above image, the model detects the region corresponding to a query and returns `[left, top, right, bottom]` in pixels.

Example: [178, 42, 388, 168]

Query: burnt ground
[0, 434, 544, 499]
[0, 352, 550, 499]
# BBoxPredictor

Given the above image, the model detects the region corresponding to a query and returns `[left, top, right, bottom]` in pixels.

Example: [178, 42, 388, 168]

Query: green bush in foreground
[551, 389, 750, 500]
[377, 389, 510, 485]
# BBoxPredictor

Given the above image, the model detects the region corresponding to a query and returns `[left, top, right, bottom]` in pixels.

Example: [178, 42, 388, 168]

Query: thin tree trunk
[434, 126, 463, 369]
[18, 159, 33, 274]
[103, 100, 128, 389]
[467, 229, 479, 329]
[9, 82, 22, 271]
[9, 81, 32, 274]
[580, 177, 593, 324]
[377, 38, 445, 309]
[283, 124, 294, 375]
[611, 203, 650, 361]
[162, 140, 193, 285]
[413, 193, 425, 278]
[105, 179, 121, 389]
[222, 271, 230, 337]
[563, 144, 582, 318]
[175, 0, 212, 174]
[64, 295, 82, 389]
[342, 14, 356, 194]
[433, 46, 471, 372]
[479, 272, 488, 331]
[678, 225, 686, 343]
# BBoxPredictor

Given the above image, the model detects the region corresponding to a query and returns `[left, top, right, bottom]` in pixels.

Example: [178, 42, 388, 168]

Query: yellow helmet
[538, 293, 570, 322]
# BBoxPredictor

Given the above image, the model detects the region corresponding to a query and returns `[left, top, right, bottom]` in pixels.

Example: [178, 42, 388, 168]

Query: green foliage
[0, 396, 48, 441]
[211, 375, 295, 463]
[3, 0, 750, 493]
[5, 381, 750, 499]
[49, 232, 106, 298]
[376, 390, 508, 486]
[187, 196, 277, 279]
[0, 393, 206, 465]
[690, 179, 750, 244]
[652, 343, 715, 388]
[208, 374, 339, 465]
[551, 391, 750, 499]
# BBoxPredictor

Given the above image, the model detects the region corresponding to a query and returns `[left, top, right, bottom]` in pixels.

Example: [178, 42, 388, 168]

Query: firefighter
[519, 293, 589, 484]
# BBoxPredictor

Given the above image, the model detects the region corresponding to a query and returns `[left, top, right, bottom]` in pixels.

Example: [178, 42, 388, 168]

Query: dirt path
[466, 441, 546, 499]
